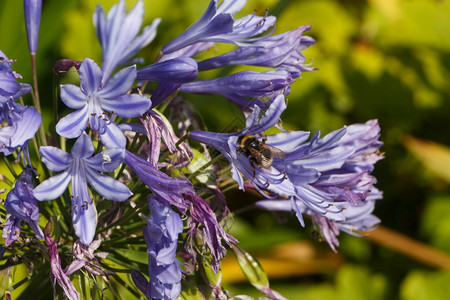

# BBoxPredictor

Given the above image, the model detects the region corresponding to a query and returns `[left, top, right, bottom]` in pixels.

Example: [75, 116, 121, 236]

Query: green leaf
[232, 246, 269, 289]
[421, 195, 450, 252]
[400, 270, 450, 300]
[403, 136, 450, 183]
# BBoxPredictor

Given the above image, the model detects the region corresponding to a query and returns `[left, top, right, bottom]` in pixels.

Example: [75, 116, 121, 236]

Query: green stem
[30, 53, 47, 146]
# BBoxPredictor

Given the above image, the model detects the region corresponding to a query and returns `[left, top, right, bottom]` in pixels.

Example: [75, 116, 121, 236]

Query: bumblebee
[237, 135, 286, 169]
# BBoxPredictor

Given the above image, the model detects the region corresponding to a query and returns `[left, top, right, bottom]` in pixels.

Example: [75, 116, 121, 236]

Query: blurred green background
[2, 0, 450, 299]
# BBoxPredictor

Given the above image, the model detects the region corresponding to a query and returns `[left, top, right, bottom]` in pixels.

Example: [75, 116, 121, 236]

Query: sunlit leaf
[403, 136, 450, 183]
[400, 270, 450, 300]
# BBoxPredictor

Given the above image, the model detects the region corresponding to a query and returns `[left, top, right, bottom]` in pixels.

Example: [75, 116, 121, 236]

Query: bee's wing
[265, 145, 286, 159]
[247, 147, 273, 169]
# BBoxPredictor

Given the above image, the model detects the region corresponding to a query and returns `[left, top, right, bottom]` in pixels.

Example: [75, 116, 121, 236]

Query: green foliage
[2, 0, 450, 299]
[400, 270, 450, 300]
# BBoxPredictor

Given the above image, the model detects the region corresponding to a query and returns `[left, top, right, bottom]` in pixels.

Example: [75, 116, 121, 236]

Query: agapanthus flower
[190, 94, 297, 197]
[64, 240, 110, 276]
[180, 70, 293, 109]
[33, 133, 132, 245]
[136, 57, 198, 107]
[0, 105, 42, 156]
[2, 167, 44, 245]
[140, 110, 193, 168]
[191, 95, 383, 226]
[0, 51, 40, 155]
[55, 58, 151, 149]
[143, 196, 183, 300]
[184, 192, 238, 273]
[268, 119, 383, 224]
[93, 0, 161, 81]
[24, 0, 42, 54]
[198, 25, 317, 78]
[44, 223, 80, 300]
[162, 0, 276, 55]
[2, 216, 21, 247]
[123, 150, 194, 211]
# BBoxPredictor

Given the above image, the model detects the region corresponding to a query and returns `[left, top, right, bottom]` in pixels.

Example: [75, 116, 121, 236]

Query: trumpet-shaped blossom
[143, 196, 183, 300]
[136, 57, 199, 107]
[190, 95, 297, 197]
[191, 95, 383, 225]
[180, 70, 292, 109]
[0, 105, 42, 156]
[55, 58, 151, 149]
[123, 150, 236, 272]
[198, 25, 317, 78]
[33, 133, 132, 245]
[93, 0, 161, 81]
[24, 0, 42, 53]
[124, 150, 194, 211]
[162, 0, 276, 54]
[3, 168, 44, 245]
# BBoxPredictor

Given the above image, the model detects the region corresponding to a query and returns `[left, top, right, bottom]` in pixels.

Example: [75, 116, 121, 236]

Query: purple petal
[40, 146, 72, 172]
[265, 131, 310, 152]
[79, 58, 102, 95]
[71, 163, 97, 245]
[136, 57, 198, 83]
[98, 65, 136, 98]
[85, 148, 124, 172]
[85, 167, 132, 201]
[246, 94, 286, 135]
[60, 84, 87, 109]
[9, 106, 42, 148]
[55, 106, 89, 139]
[98, 122, 127, 149]
[71, 133, 95, 159]
[101, 94, 151, 118]
[24, 0, 42, 53]
[33, 171, 71, 201]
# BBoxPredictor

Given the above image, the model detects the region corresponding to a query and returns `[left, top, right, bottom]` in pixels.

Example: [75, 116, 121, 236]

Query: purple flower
[24, 0, 42, 53]
[93, 0, 161, 81]
[0, 50, 32, 106]
[64, 240, 110, 276]
[0, 105, 42, 156]
[161, 0, 276, 55]
[140, 110, 193, 168]
[2, 216, 21, 247]
[55, 58, 151, 148]
[136, 57, 198, 84]
[184, 192, 238, 273]
[190, 94, 297, 197]
[123, 150, 193, 211]
[0, 52, 38, 156]
[198, 25, 317, 78]
[33, 133, 132, 245]
[142, 196, 183, 300]
[3, 168, 44, 245]
[180, 70, 292, 109]
[136, 57, 198, 107]
[45, 223, 80, 300]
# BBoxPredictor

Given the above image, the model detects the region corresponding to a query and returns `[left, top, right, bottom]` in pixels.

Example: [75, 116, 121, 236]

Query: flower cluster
[0, 0, 383, 299]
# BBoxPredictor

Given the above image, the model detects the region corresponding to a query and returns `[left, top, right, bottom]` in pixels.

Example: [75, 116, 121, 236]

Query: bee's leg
[262, 136, 267, 144]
